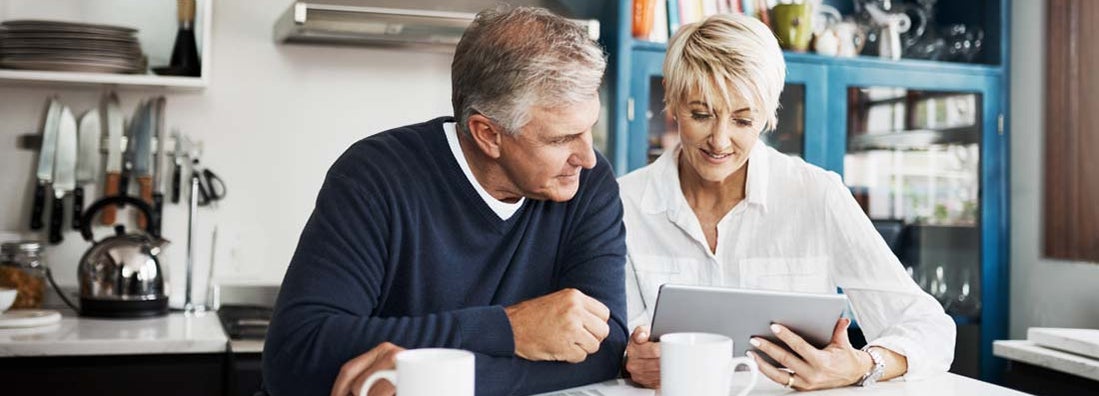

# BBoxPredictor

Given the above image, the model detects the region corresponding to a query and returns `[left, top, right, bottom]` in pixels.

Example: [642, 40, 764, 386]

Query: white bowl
[0, 287, 16, 313]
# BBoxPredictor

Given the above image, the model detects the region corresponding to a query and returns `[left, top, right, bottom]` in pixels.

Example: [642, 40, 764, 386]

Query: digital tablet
[649, 284, 849, 361]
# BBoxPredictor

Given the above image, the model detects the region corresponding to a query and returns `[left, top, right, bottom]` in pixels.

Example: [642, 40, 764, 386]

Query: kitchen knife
[49, 106, 77, 244]
[31, 98, 62, 231]
[151, 97, 167, 235]
[132, 100, 155, 229]
[73, 110, 101, 230]
[102, 92, 124, 224]
[119, 101, 142, 205]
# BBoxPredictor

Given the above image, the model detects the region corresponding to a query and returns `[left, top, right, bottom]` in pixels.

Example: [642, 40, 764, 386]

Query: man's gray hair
[451, 6, 606, 136]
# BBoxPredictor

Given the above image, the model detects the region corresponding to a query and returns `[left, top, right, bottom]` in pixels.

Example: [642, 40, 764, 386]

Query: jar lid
[1, 240, 42, 255]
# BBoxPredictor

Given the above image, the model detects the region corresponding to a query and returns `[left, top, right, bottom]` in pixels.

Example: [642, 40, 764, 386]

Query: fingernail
[640, 332, 648, 339]
[771, 324, 782, 334]
[749, 338, 761, 347]
[746, 351, 755, 358]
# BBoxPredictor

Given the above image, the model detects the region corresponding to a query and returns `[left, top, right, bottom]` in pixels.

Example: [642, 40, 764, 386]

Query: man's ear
[467, 114, 504, 159]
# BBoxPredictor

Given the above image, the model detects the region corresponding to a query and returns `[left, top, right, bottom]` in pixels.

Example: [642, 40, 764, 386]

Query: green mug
[772, 3, 813, 52]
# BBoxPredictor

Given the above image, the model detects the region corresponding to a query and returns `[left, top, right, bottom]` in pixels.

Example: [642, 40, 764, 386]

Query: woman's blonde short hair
[663, 13, 786, 132]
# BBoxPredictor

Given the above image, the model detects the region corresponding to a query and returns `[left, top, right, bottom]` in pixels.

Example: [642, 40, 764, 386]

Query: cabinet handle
[627, 97, 635, 122]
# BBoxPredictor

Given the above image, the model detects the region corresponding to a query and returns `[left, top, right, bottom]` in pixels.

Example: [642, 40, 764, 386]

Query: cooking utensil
[74, 109, 101, 230]
[101, 92, 123, 224]
[30, 97, 61, 230]
[151, 97, 167, 235]
[132, 100, 154, 229]
[185, 171, 199, 312]
[77, 196, 168, 318]
[48, 105, 77, 244]
[171, 129, 185, 204]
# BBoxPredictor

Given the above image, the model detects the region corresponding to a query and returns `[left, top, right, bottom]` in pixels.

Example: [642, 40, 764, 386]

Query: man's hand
[624, 325, 661, 388]
[505, 288, 611, 363]
[330, 342, 405, 396]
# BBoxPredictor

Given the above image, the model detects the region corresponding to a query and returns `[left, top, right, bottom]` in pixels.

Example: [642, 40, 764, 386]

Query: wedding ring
[785, 373, 796, 389]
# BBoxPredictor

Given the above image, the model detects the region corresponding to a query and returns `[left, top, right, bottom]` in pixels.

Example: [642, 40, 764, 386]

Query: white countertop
[537, 372, 1026, 395]
[1027, 327, 1099, 360]
[994, 339, 1099, 382]
[0, 309, 229, 357]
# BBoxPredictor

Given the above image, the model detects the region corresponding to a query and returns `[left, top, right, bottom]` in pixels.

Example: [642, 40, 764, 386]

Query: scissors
[182, 135, 226, 207]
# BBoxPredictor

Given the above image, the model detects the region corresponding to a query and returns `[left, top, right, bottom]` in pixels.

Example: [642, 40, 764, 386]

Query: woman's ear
[466, 114, 503, 159]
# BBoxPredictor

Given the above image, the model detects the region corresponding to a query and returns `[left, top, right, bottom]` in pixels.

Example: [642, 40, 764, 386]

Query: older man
[262, 7, 627, 396]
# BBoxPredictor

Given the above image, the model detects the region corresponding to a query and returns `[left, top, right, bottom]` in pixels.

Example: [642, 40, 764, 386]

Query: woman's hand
[624, 326, 661, 388]
[747, 318, 872, 391]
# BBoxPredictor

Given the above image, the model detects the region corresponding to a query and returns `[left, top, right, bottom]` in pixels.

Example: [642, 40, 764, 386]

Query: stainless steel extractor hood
[273, 1, 600, 50]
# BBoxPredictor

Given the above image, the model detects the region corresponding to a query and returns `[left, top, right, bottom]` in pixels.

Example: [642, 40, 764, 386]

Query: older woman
[619, 14, 955, 391]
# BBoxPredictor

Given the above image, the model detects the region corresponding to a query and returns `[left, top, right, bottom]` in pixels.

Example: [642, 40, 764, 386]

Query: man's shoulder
[331, 117, 451, 177]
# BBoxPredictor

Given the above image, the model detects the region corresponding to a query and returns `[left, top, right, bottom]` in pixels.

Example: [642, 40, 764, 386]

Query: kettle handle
[80, 196, 159, 242]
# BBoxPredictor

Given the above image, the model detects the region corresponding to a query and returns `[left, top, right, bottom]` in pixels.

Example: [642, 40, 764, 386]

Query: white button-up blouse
[618, 141, 956, 380]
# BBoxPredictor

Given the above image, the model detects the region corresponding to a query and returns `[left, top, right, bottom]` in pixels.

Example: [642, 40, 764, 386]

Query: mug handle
[729, 357, 759, 396]
[358, 370, 397, 396]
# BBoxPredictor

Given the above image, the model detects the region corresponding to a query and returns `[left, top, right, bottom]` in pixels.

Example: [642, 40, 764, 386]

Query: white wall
[0, 0, 454, 307]
[1009, 0, 1099, 338]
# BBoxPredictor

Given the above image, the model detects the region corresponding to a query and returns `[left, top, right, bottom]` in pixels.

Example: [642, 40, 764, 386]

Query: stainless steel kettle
[76, 196, 169, 317]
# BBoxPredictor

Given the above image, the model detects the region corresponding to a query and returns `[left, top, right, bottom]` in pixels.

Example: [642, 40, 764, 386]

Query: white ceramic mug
[660, 333, 759, 396]
[358, 348, 475, 396]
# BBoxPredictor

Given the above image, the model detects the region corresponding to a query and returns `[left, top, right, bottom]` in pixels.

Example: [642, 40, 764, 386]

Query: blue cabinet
[600, 0, 1009, 383]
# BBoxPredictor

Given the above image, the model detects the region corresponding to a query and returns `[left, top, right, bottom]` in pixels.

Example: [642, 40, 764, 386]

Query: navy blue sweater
[263, 117, 628, 395]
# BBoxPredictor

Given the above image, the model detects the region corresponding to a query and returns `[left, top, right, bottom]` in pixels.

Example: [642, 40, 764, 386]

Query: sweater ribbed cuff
[455, 305, 515, 357]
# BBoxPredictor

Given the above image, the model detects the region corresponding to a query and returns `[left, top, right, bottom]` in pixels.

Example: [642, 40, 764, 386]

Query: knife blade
[49, 105, 77, 244]
[102, 92, 124, 224]
[30, 97, 62, 231]
[151, 96, 167, 235]
[119, 101, 142, 204]
[133, 100, 155, 229]
[73, 110, 101, 230]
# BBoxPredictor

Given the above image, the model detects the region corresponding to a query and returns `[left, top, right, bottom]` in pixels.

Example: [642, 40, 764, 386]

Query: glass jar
[0, 241, 47, 309]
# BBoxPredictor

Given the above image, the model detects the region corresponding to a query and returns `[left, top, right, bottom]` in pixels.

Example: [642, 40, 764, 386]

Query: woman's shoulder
[761, 146, 845, 197]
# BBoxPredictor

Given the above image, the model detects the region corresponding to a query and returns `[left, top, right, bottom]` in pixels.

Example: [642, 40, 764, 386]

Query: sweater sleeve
[472, 157, 629, 395]
[263, 171, 516, 396]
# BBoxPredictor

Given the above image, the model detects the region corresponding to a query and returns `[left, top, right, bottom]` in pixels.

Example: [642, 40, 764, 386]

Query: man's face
[497, 96, 601, 202]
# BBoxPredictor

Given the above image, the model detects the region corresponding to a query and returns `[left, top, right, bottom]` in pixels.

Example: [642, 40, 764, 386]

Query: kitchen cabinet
[0, 0, 213, 90]
[599, 0, 1009, 383]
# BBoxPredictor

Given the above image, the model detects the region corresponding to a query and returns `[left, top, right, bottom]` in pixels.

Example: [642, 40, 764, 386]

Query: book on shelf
[634, 0, 769, 42]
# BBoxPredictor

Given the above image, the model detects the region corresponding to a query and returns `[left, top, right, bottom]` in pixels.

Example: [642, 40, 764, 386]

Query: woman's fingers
[750, 336, 813, 375]
[748, 351, 804, 391]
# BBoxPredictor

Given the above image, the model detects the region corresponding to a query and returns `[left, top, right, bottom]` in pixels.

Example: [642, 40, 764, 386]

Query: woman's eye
[735, 119, 754, 128]
[691, 113, 712, 121]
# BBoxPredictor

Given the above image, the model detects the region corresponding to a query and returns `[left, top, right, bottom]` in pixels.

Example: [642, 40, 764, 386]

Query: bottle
[0, 241, 47, 309]
[169, 0, 201, 76]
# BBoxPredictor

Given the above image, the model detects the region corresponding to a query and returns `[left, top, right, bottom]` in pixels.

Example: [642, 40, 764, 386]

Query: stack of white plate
[0, 19, 146, 74]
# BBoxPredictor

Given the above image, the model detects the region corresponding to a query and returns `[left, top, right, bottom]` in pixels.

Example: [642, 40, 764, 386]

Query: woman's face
[673, 88, 763, 183]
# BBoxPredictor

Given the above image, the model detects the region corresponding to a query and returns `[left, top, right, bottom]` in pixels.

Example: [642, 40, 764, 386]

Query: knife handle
[102, 172, 121, 224]
[137, 176, 153, 229]
[119, 169, 131, 199]
[72, 186, 84, 230]
[171, 164, 181, 204]
[30, 182, 47, 230]
[152, 192, 164, 236]
[49, 193, 64, 244]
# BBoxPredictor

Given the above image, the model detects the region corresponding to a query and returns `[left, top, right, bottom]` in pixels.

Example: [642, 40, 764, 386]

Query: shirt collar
[639, 139, 771, 216]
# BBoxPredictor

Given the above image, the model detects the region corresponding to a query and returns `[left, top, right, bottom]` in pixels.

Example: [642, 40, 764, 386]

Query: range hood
[273, 1, 599, 50]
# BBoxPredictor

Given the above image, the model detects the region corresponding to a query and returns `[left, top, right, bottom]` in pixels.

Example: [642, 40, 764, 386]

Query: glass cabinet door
[842, 87, 983, 375]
